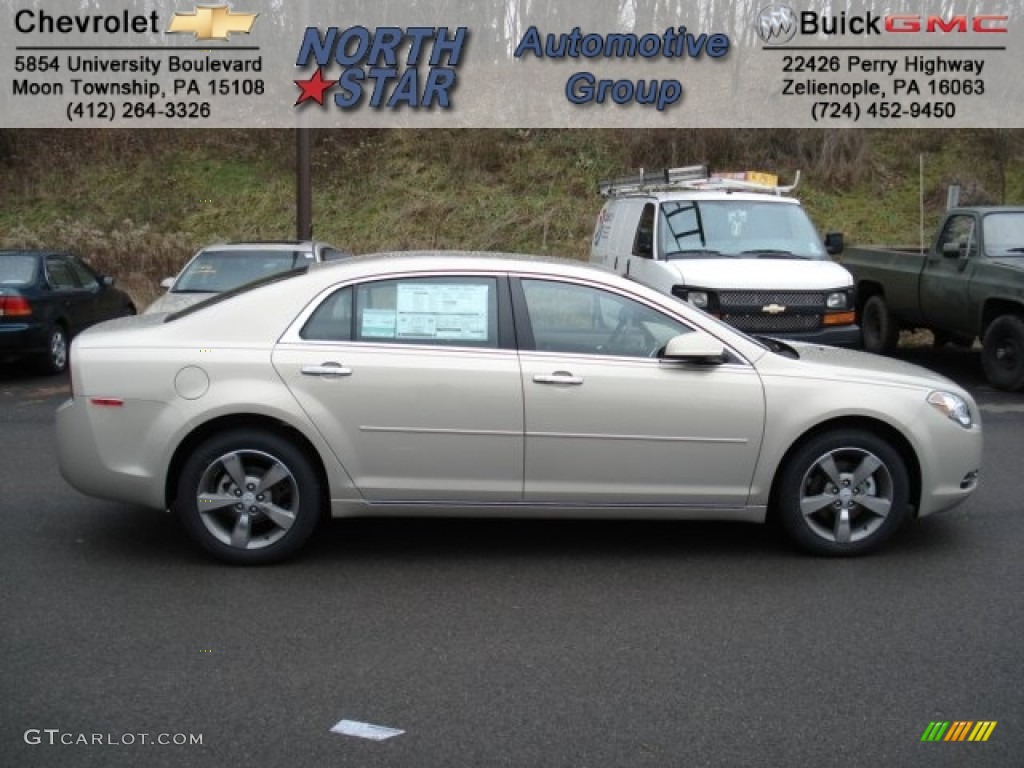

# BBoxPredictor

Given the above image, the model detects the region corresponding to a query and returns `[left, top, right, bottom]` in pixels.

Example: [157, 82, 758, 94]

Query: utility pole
[297, 127, 312, 239]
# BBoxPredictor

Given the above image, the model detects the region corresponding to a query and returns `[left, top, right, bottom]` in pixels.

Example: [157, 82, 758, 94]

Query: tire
[776, 429, 910, 557]
[981, 314, 1024, 391]
[176, 429, 322, 565]
[37, 324, 68, 375]
[860, 294, 898, 355]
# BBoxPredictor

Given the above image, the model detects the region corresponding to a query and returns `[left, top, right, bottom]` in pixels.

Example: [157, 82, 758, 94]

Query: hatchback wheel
[38, 324, 68, 375]
[177, 430, 322, 564]
[777, 430, 910, 556]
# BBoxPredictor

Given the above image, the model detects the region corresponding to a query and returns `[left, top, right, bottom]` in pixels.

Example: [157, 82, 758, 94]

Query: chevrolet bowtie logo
[167, 4, 258, 40]
[762, 303, 787, 314]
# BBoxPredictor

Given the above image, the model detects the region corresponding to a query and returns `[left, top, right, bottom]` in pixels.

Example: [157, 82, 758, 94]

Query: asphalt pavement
[1, 345, 1021, 768]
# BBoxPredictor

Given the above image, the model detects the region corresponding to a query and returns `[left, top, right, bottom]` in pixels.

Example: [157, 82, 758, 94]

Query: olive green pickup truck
[835, 207, 1024, 391]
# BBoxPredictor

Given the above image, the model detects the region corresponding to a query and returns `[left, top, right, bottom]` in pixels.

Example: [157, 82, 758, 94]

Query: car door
[513, 276, 765, 508]
[44, 254, 92, 334]
[273, 274, 525, 502]
[920, 213, 978, 335]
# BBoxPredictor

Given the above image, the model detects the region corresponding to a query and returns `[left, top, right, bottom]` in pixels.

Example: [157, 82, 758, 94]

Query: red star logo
[294, 68, 333, 106]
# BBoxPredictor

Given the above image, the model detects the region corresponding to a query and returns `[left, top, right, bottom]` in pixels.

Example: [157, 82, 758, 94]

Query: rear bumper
[0, 322, 46, 359]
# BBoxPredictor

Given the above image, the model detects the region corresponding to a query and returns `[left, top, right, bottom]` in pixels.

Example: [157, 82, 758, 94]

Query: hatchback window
[521, 279, 690, 358]
[0, 255, 38, 285]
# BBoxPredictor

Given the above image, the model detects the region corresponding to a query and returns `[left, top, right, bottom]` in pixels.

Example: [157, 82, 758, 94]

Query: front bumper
[759, 324, 863, 349]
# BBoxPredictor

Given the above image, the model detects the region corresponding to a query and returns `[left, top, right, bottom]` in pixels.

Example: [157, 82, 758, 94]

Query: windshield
[0, 254, 38, 286]
[983, 212, 1024, 257]
[658, 200, 827, 260]
[173, 249, 310, 293]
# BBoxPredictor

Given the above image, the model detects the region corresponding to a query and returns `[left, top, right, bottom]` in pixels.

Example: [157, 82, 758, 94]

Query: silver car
[57, 252, 982, 564]
[145, 240, 351, 314]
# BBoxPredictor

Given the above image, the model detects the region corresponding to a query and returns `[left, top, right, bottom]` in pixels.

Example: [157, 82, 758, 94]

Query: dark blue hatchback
[0, 250, 136, 374]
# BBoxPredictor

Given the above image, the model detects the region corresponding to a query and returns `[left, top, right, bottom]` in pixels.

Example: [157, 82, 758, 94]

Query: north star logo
[167, 4, 257, 40]
[755, 3, 798, 45]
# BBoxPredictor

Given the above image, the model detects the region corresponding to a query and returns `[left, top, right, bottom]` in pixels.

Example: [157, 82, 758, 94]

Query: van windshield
[659, 200, 827, 260]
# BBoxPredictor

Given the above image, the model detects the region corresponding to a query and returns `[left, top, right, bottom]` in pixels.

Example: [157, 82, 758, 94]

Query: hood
[762, 342, 961, 391]
[143, 291, 209, 315]
[663, 258, 852, 291]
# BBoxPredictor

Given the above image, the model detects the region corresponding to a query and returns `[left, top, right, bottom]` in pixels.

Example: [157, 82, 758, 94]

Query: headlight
[687, 291, 709, 309]
[927, 390, 973, 428]
[826, 291, 849, 309]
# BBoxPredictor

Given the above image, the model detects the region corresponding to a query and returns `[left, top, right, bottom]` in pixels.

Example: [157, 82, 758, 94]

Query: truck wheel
[981, 315, 1024, 391]
[861, 295, 898, 354]
[776, 429, 910, 557]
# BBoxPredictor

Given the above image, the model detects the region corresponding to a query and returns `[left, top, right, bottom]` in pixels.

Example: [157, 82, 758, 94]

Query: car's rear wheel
[177, 430, 322, 565]
[777, 429, 910, 556]
[860, 295, 898, 354]
[37, 324, 68, 375]
[981, 314, 1024, 391]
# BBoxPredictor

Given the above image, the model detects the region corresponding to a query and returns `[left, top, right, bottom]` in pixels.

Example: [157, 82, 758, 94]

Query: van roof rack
[598, 165, 800, 197]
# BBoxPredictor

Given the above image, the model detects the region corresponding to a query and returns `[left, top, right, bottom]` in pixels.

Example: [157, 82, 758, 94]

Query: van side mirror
[824, 232, 844, 256]
[660, 332, 725, 365]
[160, 277, 175, 289]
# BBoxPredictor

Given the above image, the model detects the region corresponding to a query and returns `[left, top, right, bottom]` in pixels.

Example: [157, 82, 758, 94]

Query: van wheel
[176, 430, 322, 564]
[860, 295, 898, 354]
[777, 429, 910, 556]
[981, 315, 1024, 391]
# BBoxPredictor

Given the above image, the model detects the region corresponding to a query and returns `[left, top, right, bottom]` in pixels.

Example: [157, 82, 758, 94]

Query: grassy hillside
[2, 128, 1023, 308]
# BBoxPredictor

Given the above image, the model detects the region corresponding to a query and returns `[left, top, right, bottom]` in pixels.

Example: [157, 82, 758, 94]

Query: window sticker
[395, 283, 489, 341]
[361, 308, 397, 338]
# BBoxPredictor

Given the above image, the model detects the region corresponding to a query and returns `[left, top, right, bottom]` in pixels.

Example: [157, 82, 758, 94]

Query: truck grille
[717, 291, 825, 334]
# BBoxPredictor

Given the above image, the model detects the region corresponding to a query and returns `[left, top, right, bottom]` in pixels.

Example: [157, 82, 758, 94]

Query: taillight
[0, 296, 32, 316]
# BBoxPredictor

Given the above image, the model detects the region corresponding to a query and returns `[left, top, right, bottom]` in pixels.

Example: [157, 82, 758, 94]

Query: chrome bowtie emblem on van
[762, 303, 787, 314]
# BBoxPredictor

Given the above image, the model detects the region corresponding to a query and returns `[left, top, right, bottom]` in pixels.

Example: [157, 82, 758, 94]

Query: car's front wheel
[176, 430, 322, 565]
[776, 429, 910, 556]
[860, 295, 898, 354]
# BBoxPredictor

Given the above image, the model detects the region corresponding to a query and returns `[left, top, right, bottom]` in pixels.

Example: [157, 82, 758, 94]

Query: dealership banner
[2, 0, 1022, 127]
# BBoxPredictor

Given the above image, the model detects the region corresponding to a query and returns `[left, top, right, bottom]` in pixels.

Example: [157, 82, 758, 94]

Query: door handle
[301, 363, 352, 377]
[533, 371, 584, 386]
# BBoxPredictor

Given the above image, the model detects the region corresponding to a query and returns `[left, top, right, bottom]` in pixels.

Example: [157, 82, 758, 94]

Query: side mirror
[941, 241, 961, 258]
[660, 332, 726, 365]
[824, 232, 844, 256]
[101, 275, 115, 287]
[160, 277, 175, 289]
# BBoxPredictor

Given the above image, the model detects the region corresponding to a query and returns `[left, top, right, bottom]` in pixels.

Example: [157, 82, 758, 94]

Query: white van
[590, 165, 859, 347]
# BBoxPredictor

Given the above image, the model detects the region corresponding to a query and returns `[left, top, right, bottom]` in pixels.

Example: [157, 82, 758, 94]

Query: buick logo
[755, 3, 798, 45]
[762, 303, 787, 314]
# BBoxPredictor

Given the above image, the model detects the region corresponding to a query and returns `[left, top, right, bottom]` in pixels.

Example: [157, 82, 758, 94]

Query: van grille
[722, 314, 822, 333]
[716, 291, 826, 334]
[718, 291, 826, 308]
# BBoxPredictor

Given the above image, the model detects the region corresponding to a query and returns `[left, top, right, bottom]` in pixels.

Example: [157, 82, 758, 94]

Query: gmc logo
[885, 15, 1008, 33]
